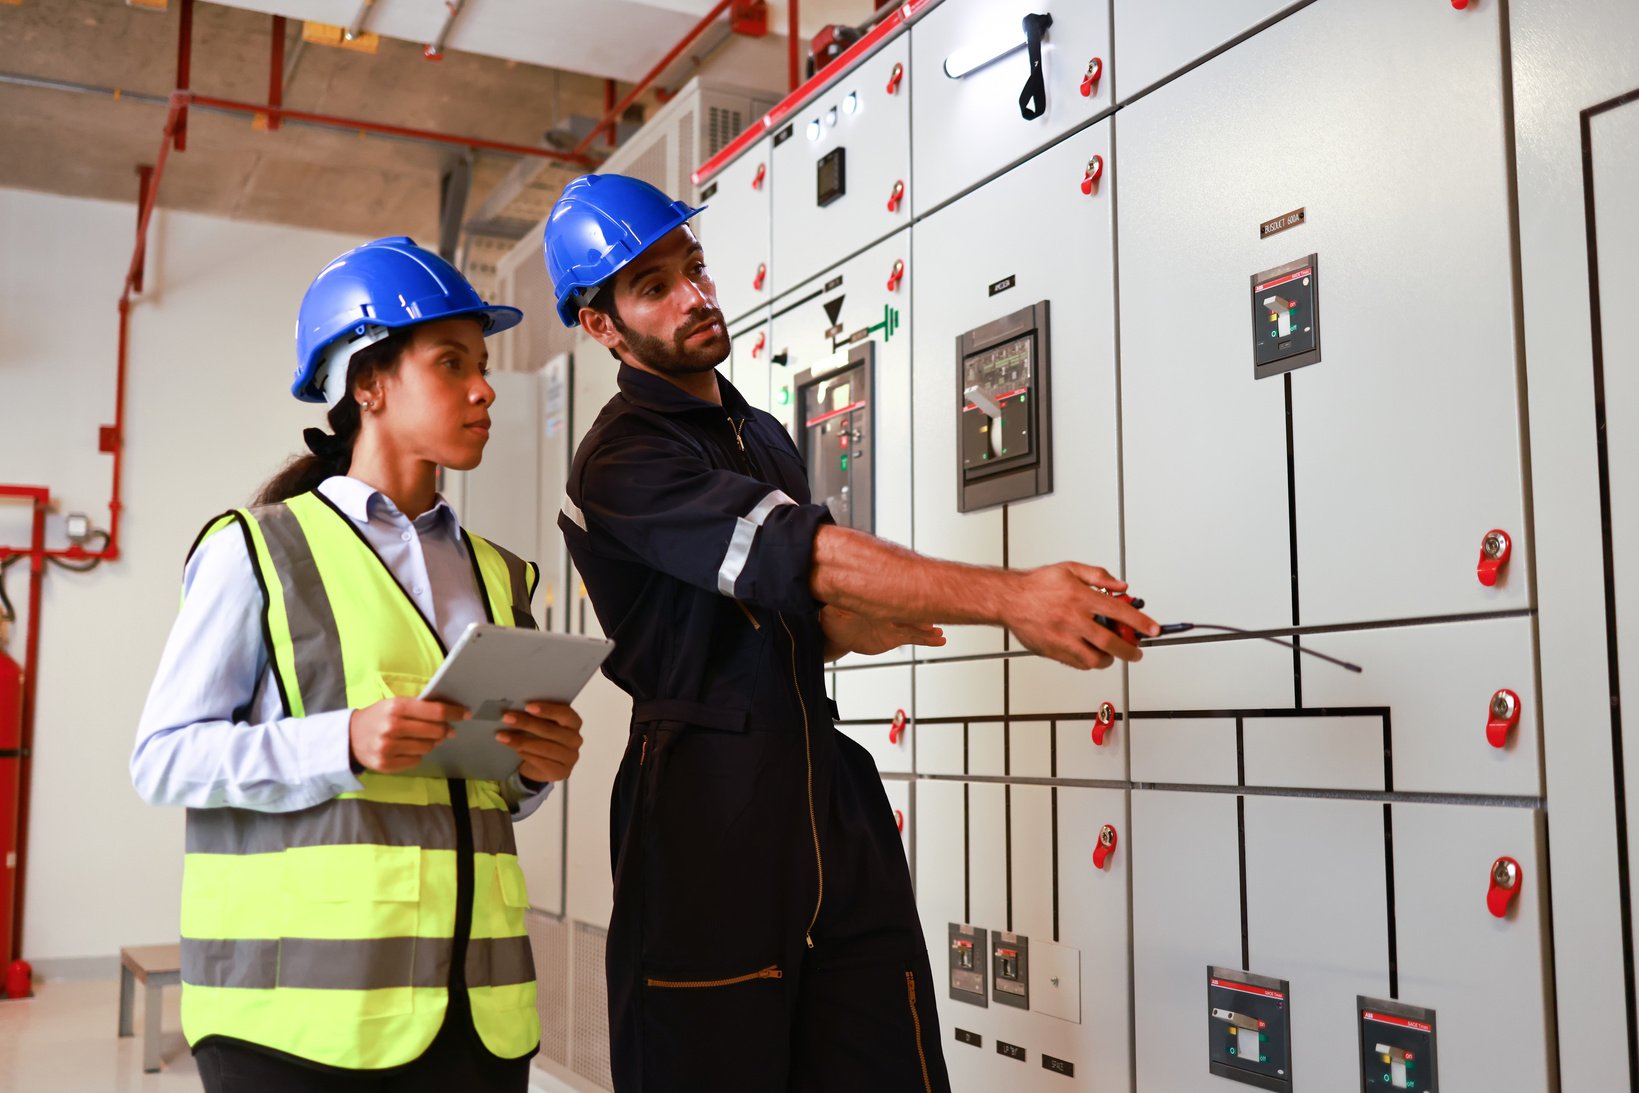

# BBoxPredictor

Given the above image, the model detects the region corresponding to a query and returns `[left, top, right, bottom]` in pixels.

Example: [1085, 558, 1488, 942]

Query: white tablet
[393, 623, 613, 781]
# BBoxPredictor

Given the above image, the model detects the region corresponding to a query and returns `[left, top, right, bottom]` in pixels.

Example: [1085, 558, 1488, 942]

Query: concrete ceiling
[0, 0, 868, 275]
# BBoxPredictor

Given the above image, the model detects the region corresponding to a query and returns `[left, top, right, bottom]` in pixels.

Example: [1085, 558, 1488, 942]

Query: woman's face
[364, 317, 495, 471]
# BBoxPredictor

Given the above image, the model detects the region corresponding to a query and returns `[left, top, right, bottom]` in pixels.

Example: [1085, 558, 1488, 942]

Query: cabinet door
[833, 664, 913, 775]
[695, 141, 772, 326]
[726, 309, 772, 415]
[1112, 0, 1303, 98]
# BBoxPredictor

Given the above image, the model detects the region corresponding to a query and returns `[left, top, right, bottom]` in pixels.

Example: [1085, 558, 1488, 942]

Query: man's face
[593, 226, 729, 376]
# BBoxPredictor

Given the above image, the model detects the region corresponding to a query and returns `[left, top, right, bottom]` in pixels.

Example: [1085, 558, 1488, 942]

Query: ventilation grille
[571, 921, 614, 1090]
[707, 105, 746, 157]
[678, 110, 695, 198]
[527, 912, 569, 1065]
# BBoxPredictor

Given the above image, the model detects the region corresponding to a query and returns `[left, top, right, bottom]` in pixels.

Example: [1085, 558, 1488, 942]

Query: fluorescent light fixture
[943, 36, 1027, 79]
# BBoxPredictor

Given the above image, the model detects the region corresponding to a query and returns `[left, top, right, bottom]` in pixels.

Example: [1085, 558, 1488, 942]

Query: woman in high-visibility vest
[131, 236, 582, 1091]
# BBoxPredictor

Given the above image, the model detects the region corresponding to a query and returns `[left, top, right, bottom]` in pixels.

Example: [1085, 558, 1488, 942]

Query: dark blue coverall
[560, 363, 952, 1092]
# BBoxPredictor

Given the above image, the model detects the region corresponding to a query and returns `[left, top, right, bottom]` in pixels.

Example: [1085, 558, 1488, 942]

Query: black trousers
[194, 991, 532, 1092]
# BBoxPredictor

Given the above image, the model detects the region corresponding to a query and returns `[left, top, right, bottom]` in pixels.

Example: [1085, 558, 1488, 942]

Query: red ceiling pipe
[174, 0, 192, 151]
[267, 15, 285, 132]
[604, 79, 617, 148]
[0, 487, 48, 964]
[570, 0, 735, 156]
[131, 166, 153, 294]
[788, 0, 800, 91]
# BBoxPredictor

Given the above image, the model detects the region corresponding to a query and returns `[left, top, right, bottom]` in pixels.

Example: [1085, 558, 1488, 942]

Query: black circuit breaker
[948, 922, 988, 1006]
[1358, 996, 1438, 1091]
[1250, 254, 1321, 379]
[956, 300, 1053, 512]
[1207, 966, 1293, 1092]
[991, 930, 1030, 1010]
[795, 342, 874, 533]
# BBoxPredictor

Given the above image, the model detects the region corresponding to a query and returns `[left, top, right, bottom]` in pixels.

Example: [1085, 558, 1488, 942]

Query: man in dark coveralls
[545, 174, 1159, 1092]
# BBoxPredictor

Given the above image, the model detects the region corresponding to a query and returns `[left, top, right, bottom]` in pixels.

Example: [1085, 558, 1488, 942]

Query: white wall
[0, 188, 363, 963]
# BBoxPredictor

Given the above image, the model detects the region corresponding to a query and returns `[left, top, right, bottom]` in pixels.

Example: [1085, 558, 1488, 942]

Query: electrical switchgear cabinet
[695, 139, 773, 326]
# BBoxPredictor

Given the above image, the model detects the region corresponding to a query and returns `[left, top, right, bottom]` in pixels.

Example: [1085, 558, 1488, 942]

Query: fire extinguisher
[0, 648, 22, 971]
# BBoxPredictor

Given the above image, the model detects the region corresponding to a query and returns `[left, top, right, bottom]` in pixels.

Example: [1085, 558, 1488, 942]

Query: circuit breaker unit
[1250, 255, 1320, 379]
[1207, 967, 1292, 1091]
[1358, 997, 1437, 1091]
[795, 342, 874, 533]
[957, 300, 1053, 511]
[991, 930, 1030, 1010]
[948, 922, 989, 1006]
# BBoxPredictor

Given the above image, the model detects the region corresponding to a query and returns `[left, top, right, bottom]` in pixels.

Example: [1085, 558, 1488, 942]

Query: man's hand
[1003, 563, 1160, 670]
[496, 701, 585, 784]
[820, 605, 947, 660]
[349, 698, 467, 774]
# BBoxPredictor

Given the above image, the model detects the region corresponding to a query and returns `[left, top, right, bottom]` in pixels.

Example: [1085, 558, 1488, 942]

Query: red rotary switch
[751, 162, 766, 190]
[889, 708, 907, 746]
[1080, 57, 1103, 97]
[1092, 701, 1116, 746]
[753, 263, 767, 291]
[895, 809, 905, 833]
[1080, 155, 1104, 196]
[1477, 529, 1511, 587]
[1451, 0, 1470, 8]
[751, 331, 766, 359]
[1093, 824, 1118, 869]
[887, 180, 906, 213]
[1487, 856, 1522, 918]
[1486, 689, 1521, 749]
[886, 62, 904, 95]
[886, 259, 906, 292]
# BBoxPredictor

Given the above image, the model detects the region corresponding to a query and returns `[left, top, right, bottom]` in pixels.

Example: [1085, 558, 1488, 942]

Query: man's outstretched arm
[809, 525, 1159, 670]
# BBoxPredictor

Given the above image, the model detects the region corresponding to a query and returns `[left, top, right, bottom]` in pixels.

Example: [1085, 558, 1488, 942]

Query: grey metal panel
[833, 663, 913, 774]
[770, 35, 911, 294]
[915, 658, 1005, 720]
[1512, 0, 1639, 1081]
[1300, 617, 1540, 796]
[917, 719, 966, 776]
[1129, 717, 1237, 787]
[516, 779, 567, 917]
[1055, 786, 1133, 1091]
[1242, 716, 1383, 792]
[970, 782, 1008, 931]
[1009, 652, 1124, 720]
[1055, 718, 1127, 783]
[1132, 790, 1243, 1091]
[1111, 0, 1304, 99]
[915, 778, 968, 931]
[1243, 797, 1390, 1090]
[1010, 785, 1055, 941]
[1128, 637, 1294, 713]
[695, 137, 772, 326]
[910, 0, 1114, 215]
[1393, 803, 1555, 1091]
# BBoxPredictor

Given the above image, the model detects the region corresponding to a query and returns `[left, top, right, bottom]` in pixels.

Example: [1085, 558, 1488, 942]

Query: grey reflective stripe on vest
[484, 538, 533, 621]
[252, 502, 348, 712]
[185, 800, 517, 857]
[717, 489, 796, 596]
[182, 934, 534, 991]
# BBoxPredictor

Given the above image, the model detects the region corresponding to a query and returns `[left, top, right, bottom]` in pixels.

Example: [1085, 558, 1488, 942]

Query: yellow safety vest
[177, 490, 541, 1069]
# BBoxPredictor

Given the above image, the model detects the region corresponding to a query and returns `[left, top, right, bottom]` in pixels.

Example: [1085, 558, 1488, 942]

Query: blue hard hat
[543, 174, 705, 327]
[292, 236, 523, 404]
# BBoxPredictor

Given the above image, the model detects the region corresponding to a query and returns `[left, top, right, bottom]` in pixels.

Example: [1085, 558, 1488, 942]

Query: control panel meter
[991, 930, 1030, 1010]
[795, 342, 874, 533]
[948, 922, 989, 1006]
[1251, 254, 1320, 379]
[1358, 997, 1437, 1091]
[957, 300, 1053, 512]
[1207, 966, 1292, 1091]
[817, 146, 846, 207]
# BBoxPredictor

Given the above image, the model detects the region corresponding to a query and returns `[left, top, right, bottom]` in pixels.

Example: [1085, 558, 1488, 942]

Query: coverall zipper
[645, 964, 784, 989]
[779, 614, 825, 949]
[905, 971, 934, 1093]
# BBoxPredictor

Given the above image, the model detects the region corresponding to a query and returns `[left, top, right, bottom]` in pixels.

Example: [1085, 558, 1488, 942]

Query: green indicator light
[1270, 329, 1278, 337]
[1228, 1048, 1236, 1056]
[1259, 1056, 1267, 1064]
[840, 455, 849, 470]
[777, 387, 791, 405]
[1260, 1033, 1268, 1042]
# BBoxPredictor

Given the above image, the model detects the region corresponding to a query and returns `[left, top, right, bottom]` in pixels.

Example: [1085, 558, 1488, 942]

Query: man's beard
[614, 308, 729, 377]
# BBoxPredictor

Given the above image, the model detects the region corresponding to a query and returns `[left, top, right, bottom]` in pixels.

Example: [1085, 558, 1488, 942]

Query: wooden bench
[118, 944, 182, 1073]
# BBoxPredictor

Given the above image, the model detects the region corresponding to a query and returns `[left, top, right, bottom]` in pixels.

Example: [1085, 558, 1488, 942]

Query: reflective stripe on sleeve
[716, 490, 796, 597]
[561, 495, 587, 532]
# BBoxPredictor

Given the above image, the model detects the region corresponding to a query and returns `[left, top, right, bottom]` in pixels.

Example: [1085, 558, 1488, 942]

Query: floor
[0, 978, 575, 1092]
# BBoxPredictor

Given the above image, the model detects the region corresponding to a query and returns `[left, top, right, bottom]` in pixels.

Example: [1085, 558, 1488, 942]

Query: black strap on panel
[1019, 13, 1054, 121]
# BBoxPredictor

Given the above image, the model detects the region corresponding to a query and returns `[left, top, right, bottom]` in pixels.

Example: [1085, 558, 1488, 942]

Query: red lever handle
[1079, 57, 1103, 97]
[886, 259, 905, 292]
[1451, 0, 1471, 8]
[751, 331, 766, 359]
[895, 809, 905, 833]
[1487, 855, 1522, 918]
[889, 708, 907, 746]
[752, 162, 766, 190]
[1092, 702, 1116, 746]
[753, 263, 767, 291]
[886, 62, 904, 95]
[1486, 688, 1521, 749]
[887, 180, 906, 213]
[1080, 155, 1105, 196]
[1093, 824, 1118, 869]
[1477, 528, 1511, 587]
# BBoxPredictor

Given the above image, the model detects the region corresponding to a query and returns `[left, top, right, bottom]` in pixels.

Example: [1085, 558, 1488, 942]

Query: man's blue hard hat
[292, 236, 523, 404]
[543, 174, 705, 328]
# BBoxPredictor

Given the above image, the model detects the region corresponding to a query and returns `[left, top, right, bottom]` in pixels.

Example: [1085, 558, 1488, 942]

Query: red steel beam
[267, 15, 285, 132]
[570, 0, 735, 157]
[788, 0, 800, 91]
[174, 0, 192, 150]
[6, 494, 45, 961]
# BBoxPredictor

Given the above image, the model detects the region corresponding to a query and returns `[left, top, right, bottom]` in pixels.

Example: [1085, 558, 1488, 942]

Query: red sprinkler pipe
[0, 487, 48, 962]
[788, 0, 800, 90]
[267, 15, 285, 131]
[570, 0, 735, 156]
[174, 0, 192, 151]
